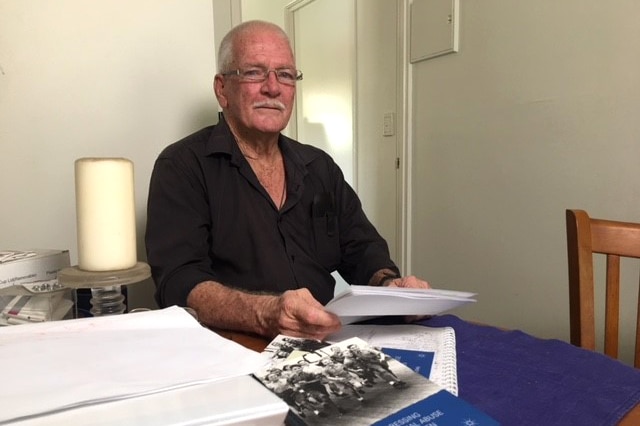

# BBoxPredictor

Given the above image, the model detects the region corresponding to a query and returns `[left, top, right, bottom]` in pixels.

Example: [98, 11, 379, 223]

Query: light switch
[383, 112, 395, 136]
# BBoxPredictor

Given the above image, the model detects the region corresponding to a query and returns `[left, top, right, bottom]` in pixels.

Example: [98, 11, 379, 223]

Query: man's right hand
[261, 288, 342, 340]
[188, 281, 341, 340]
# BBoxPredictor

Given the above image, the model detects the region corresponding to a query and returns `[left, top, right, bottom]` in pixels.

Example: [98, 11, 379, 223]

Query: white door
[286, 0, 356, 186]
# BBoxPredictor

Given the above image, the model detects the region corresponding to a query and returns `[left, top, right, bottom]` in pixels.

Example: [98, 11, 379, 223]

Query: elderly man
[145, 20, 429, 340]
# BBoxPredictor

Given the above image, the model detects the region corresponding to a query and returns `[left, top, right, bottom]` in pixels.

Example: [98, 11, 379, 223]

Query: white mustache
[253, 100, 286, 111]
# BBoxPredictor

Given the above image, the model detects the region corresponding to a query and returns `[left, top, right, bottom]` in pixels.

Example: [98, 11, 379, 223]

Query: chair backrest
[565, 209, 640, 368]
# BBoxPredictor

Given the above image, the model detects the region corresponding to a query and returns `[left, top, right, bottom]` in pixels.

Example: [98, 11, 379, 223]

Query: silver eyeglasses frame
[221, 67, 303, 86]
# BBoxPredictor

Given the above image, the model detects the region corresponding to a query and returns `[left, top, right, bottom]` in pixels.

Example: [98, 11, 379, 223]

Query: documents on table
[254, 336, 498, 425]
[325, 285, 476, 324]
[328, 323, 459, 396]
[9, 376, 288, 426]
[0, 306, 277, 425]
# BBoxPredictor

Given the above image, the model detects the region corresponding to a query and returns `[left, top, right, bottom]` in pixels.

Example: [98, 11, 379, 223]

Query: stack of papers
[325, 286, 476, 324]
[0, 306, 287, 425]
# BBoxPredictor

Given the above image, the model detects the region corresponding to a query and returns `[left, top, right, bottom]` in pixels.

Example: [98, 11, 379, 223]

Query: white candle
[74, 158, 137, 271]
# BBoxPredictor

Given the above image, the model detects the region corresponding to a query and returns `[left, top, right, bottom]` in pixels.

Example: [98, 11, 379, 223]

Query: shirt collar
[204, 112, 319, 173]
[204, 113, 238, 159]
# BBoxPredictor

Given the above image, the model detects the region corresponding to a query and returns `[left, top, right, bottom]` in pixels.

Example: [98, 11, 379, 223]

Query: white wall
[409, 0, 640, 365]
[0, 0, 218, 309]
[240, 0, 288, 24]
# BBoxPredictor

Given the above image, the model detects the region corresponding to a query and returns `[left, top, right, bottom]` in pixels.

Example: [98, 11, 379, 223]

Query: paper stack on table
[325, 286, 476, 324]
[0, 306, 287, 426]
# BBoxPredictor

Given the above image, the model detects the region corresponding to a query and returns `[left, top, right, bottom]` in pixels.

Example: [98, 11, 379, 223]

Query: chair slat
[604, 254, 620, 359]
[591, 219, 640, 258]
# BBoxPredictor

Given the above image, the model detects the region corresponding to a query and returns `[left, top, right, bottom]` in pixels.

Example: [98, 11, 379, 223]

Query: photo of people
[254, 337, 442, 425]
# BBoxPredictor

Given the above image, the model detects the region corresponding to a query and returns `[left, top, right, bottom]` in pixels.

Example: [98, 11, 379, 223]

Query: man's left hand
[384, 275, 431, 289]
[384, 275, 432, 323]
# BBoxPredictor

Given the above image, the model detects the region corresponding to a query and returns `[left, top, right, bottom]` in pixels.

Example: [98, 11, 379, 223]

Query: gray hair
[217, 20, 293, 73]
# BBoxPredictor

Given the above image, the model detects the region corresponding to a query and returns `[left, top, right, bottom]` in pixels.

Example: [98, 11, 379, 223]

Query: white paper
[9, 376, 288, 426]
[0, 306, 269, 424]
[325, 286, 476, 324]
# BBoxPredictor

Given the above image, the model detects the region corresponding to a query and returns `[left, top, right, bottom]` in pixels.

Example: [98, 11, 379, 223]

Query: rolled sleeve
[145, 145, 217, 307]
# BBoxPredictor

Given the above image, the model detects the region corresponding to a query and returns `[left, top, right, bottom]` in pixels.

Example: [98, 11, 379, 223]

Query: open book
[255, 337, 498, 426]
[325, 286, 476, 324]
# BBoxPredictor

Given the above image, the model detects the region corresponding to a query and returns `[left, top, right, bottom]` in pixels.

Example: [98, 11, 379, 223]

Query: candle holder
[57, 262, 150, 316]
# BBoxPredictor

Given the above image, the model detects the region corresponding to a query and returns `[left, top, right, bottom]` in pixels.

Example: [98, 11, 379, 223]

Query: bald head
[217, 20, 293, 73]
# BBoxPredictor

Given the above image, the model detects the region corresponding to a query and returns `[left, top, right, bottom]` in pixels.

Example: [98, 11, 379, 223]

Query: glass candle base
[89, 285, 126, 316]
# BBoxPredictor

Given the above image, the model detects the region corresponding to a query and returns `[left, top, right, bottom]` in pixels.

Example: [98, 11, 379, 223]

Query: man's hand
[188, 281, 341, 340]
[382, 275, 431, 323]
[262, 288, 342, 340]
[384, 275, 431, 289]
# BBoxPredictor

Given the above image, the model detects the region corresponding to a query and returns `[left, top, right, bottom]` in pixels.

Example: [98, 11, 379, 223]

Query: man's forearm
[186, 280, 279, 336]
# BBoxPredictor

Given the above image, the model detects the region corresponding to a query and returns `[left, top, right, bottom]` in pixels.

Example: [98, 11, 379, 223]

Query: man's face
[214, 29, 296, 138]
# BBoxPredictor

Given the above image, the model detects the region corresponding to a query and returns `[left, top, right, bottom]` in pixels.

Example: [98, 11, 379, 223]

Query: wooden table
[214, 329, 640, 425]
[621, 407, 640, 425]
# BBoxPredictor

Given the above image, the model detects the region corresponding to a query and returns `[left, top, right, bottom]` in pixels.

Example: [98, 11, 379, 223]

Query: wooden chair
[566, 209, 640, 367]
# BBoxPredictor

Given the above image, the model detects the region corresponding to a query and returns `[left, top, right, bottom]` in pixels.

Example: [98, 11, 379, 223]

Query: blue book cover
[381, 347, 435, 379]
[373, 389, 499, 426]
[255, 337, 499, 426]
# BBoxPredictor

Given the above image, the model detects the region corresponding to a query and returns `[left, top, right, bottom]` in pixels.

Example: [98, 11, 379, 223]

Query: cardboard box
[0, 249, 70, 293]
[0, 250, 73, 325]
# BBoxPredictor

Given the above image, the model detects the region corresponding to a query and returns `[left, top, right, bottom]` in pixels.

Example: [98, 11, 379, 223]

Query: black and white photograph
[263, 335, 331, 361]
[254, 337, 442, 425]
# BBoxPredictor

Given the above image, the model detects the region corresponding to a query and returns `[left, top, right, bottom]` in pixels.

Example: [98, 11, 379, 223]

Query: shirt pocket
[312, 192, 341, 268]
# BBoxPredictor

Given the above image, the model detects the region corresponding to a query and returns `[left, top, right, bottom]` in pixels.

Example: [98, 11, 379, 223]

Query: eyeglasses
[221, 67, 303, 86]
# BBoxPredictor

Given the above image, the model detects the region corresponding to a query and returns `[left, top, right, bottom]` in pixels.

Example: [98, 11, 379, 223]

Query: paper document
[0, 306, 269, 425]
[10, 376, 288, 426]
[325, 286, 476, 324]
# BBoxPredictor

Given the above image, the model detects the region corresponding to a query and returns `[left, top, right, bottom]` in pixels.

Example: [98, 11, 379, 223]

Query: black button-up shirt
[145, 116, 398, 307]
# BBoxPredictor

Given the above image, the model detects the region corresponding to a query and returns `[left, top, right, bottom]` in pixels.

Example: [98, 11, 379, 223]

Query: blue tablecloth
[420, 315, 640, 425]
